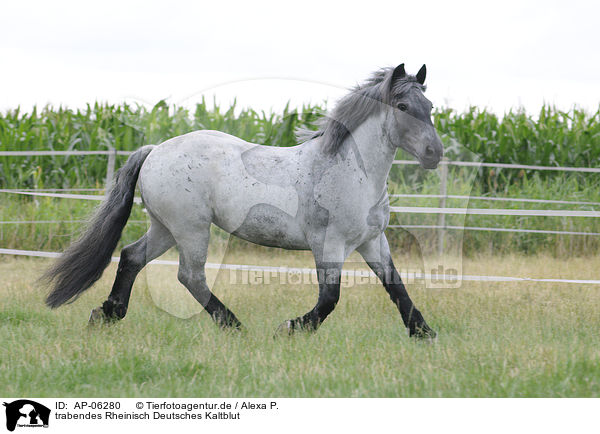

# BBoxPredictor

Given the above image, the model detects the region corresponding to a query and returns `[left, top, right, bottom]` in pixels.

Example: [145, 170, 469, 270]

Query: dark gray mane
[297, 67, 426, 154]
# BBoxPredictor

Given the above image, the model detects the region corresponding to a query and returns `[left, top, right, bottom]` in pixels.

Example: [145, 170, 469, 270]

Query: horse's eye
[397, 103, 408, 111]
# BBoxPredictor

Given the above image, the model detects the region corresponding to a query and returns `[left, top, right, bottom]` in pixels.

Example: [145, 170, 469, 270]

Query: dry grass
[0, 250, 599, 397]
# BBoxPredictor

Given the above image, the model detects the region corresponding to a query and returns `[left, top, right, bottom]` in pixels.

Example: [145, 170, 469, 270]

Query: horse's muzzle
[419, 139, 443, 169]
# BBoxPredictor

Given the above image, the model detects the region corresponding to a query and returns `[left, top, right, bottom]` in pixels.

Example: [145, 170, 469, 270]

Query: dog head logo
[3, 400, 50, 431]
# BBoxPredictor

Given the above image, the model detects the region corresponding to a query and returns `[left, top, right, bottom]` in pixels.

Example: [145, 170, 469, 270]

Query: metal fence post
[105, 145, 116, 191]
[437, 157, 449, 257]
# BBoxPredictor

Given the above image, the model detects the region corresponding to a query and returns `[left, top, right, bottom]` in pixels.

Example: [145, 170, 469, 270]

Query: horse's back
[138, 130, 310, 249]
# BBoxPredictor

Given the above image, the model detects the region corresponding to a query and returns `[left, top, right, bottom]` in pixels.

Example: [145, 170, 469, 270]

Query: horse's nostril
[425, 145, 434, 156]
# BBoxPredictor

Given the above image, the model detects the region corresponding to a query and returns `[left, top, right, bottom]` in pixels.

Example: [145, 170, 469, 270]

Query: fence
[2, 246, 599, 285]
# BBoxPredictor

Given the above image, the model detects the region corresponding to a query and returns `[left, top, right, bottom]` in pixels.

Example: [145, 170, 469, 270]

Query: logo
[3, 400, 50, 432]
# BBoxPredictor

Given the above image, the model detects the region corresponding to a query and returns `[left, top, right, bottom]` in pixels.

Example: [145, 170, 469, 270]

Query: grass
[1, 250, 598, 397]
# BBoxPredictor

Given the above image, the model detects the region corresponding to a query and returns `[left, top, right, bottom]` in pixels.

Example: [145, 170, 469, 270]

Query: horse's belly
[226, 203, 309, 250]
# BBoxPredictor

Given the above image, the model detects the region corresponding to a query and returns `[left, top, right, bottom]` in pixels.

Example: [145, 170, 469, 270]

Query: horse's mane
[297, 67, 425, 154]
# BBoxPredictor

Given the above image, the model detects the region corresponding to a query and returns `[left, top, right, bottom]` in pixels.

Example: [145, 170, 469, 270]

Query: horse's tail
[43, 145, 155, 308]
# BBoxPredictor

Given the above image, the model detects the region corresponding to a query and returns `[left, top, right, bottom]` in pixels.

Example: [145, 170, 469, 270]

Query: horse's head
[384, 63, 443, 169]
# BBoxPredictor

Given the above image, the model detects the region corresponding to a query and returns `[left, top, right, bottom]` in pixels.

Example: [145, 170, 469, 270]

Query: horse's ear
[391, 63, 406, 83]
[416, 64, 427, 84]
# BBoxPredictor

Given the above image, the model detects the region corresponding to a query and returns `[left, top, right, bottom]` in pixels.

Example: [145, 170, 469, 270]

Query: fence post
[105, 145, 116, 191]
[437, 157, 449, 257]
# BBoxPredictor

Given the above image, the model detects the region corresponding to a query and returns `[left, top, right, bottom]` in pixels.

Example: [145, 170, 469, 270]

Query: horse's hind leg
[176, 227, 243, 329]
[89, 218, 174, 324]
[357, 234, 436, 339]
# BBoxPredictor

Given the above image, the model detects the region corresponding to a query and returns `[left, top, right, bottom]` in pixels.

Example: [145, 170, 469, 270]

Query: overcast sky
[1, 0, 598, 116]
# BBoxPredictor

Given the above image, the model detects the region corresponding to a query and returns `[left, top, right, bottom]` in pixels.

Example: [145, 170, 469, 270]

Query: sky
[1, 0, 599, 116]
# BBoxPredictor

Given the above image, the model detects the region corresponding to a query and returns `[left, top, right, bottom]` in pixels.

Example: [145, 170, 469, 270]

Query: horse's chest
[366, 201, 390, 232]
[327, 197, 390, 246]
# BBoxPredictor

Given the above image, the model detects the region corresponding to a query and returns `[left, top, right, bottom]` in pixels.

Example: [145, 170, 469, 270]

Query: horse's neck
[341, 111, 396, 191]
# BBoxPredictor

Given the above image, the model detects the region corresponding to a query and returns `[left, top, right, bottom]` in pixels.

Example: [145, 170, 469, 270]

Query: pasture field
[1, 249, 598, 397]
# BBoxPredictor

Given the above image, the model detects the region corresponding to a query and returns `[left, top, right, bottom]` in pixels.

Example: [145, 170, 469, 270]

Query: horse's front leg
[358, 234, 436, 339]
[276, 260, 342, 335]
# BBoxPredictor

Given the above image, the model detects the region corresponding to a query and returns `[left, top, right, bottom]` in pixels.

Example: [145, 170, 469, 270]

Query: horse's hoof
[409, 324, 437, 341]
[88, 307, 109, 326]
[274, 320, 295, 337]
[220, 322, 245, 333]
[274, 318, 317, 338]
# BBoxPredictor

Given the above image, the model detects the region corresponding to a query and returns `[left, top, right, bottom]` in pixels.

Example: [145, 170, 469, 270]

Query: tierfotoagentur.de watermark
[226, 265, 460, 288]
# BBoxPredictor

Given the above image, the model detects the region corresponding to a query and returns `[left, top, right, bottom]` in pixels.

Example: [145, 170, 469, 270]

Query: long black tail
[42, 145, 155, 308]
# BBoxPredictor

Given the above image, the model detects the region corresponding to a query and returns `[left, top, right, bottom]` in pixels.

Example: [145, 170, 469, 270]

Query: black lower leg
[287, 263, 341, 332]
[100, 252, 143, 320]
[177, 257, 243, 330]
[385, 273, 434, 337]
[371, 260, 435, 338]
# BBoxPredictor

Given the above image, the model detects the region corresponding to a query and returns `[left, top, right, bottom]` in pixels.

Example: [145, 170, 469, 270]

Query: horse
[42, 63, 443, 339]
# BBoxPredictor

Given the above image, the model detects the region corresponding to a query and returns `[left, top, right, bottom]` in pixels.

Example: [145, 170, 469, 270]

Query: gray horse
[43, 63, 443, 338]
